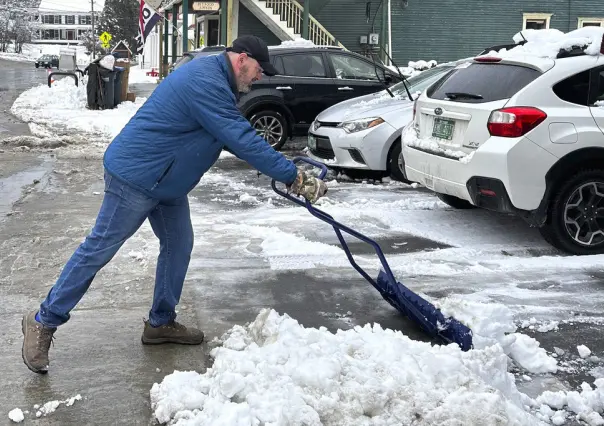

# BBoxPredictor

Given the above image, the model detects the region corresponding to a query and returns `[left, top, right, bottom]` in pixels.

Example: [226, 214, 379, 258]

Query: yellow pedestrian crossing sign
[99, 32, 112, 49]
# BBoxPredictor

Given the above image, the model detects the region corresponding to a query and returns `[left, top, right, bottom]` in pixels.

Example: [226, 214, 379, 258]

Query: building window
[522, 13, 552, 30]
[42, 29, 60, 40]
[79, 15, 91, 25]
[65, 15, 75, 25]
[578, 18, 604, 28]
[42, 15, 61, 24]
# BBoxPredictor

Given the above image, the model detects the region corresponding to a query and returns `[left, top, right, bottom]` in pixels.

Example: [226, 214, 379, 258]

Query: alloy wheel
[252, 115, 283, 147]
[564, 181, 604, 246]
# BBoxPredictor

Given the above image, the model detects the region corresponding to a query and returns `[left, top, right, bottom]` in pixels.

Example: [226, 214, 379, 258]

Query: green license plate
[432, 117, 455, 140]
[308, 134, 317, 150]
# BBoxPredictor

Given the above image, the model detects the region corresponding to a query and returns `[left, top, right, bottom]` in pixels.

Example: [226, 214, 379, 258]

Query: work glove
[287, 169, 328, 204]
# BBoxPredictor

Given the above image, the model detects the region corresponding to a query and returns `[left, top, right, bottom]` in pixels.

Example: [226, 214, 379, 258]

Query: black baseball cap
[226, 35, 279, 76]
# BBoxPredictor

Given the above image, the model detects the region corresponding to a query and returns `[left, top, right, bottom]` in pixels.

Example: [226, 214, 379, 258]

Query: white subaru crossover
[401, 28, 604, 255]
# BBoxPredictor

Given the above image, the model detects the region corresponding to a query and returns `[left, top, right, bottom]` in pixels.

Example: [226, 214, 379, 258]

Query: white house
[33, 0, 105, 44]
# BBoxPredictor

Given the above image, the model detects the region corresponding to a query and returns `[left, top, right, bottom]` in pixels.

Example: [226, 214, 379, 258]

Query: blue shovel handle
[271, 157, 397, 289]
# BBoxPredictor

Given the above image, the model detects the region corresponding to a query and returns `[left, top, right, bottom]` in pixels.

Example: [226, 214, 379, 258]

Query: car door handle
[276, 86, 292, 90]
[338, 86, 354, 91]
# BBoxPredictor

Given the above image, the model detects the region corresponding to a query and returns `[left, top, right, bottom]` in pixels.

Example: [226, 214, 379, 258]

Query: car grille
[310, 136, 335, 160]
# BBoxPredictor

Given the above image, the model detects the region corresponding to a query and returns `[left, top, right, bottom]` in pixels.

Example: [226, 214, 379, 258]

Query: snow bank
[10, 77, 146, 142]
[0, 52, 34, 63]
[150, 308, 544, 426]
[485, 27, 604, 59]
[128, 65, 160, 84]
[402, 123, 474, 162]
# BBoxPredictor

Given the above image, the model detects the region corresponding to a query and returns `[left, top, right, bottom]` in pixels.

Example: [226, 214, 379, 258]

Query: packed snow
[273, 38, 316, 49]
[387, 59, 438, 77]
[579, 345, 593, 359]
[485, 27, 604, 59]
[8, 408, 24, 423]
[10, 77, 146, 142]
[150, 308, 547, 426]
[128, 65, 160, 84]
[401, 123, 473, 161]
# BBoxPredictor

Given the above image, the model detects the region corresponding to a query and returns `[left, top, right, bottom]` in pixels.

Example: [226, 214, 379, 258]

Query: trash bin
[114, 59, 131, 105]
[113, 66, 124, 107]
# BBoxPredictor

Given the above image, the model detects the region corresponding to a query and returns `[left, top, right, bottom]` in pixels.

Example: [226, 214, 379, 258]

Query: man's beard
[237, 65, 253, 93]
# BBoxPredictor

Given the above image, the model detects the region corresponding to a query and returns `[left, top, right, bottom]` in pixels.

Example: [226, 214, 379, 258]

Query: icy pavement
[1, 149, 604, 425]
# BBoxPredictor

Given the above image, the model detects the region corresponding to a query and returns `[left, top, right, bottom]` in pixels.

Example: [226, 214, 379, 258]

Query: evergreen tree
[97, 0, 139, 53]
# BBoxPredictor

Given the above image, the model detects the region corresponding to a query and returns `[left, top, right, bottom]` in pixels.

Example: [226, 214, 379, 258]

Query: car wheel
[387, 140, 412, 184]
[35, 63, 39, 68]
[539, 169, 604, 255]
[436, 193, 475, 209]
[249, 110, 288, 151]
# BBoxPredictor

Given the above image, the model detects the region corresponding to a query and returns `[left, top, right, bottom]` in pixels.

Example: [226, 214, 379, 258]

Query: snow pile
[10, 77, 146, 142]
[275, 38, 316, 48]
[0, 52, 34, 63]
[435, 298, 558, 374]
[150, 308, 544, 426]
[537, 380, 604, 425]
[401, 123, 474, 162]
[386, 59, 437, 78]
[128, 65, 160, 84]
[484, 27, 604, 59]
[8, 408, 24, 423]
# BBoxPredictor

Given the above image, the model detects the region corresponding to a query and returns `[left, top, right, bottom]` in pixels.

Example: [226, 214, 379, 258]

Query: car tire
[249, 110, 288, 151]
[539, 169, 604, 255]
[387, 140, 412, 184]
[35, 63, 39, 68]
[436, 193, 476, 209]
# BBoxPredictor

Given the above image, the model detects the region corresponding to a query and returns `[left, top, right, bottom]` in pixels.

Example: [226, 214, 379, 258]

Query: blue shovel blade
[376, 270, 473, 351]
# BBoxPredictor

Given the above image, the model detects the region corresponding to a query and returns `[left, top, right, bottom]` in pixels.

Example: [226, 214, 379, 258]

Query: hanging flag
[136, 0, 161, 55]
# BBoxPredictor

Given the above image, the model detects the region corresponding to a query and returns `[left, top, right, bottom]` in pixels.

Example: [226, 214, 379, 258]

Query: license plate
[308, 134, 317, 150]
[432, 117, 455, 140]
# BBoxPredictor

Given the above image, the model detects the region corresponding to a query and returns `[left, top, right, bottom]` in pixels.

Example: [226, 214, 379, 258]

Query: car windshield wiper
[445, 92, 483, 100]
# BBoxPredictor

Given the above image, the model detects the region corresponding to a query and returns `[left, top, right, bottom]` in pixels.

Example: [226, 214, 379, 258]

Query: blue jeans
[38, 171, 194, 328]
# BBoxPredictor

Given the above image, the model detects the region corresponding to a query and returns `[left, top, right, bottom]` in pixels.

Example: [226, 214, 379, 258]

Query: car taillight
[474, 57, 502, 63]
[413, 98, 418, 121]
[487, 107, 547, 138]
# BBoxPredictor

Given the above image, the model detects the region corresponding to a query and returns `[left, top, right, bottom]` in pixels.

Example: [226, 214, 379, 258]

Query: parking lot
[2, 48, 604, 425]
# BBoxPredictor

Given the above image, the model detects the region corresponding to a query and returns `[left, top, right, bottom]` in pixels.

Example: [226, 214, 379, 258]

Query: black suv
[242, 46, 403, 149]
[183, 45, 403, 150]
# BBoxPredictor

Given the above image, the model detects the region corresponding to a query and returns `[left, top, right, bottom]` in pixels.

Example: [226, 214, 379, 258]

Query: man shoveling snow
[20, 35, 327, 375]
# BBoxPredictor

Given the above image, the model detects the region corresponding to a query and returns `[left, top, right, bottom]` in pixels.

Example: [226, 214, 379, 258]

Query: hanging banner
[136, 0, 161, 55]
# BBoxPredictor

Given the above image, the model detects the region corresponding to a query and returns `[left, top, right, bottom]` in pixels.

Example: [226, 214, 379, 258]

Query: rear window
[427, 63, 541, 103]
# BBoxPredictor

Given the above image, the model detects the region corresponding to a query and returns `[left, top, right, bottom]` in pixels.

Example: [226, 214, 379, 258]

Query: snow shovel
[271, 156, 473, 352]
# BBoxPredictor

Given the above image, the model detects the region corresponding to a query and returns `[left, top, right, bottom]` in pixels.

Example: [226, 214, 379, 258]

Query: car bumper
[305, 121, 398, 171]
[401, 126, 558, 212]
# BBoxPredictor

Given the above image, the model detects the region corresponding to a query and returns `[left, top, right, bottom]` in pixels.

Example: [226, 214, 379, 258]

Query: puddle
[0, 155, 54, 219]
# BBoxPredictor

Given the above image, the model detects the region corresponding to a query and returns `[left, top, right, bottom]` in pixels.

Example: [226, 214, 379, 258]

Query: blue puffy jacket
[103, 52, 298, 200]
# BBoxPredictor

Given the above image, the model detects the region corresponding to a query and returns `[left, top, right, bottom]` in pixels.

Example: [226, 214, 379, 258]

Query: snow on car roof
[481, 27, 604, 60]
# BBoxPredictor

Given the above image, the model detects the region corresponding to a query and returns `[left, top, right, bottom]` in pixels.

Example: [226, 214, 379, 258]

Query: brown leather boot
[21, 310, 56, 374]
[141, 319, 204, 345]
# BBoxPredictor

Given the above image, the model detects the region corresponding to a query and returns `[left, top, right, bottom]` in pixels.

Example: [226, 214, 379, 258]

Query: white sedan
[306, 59, 471, 181]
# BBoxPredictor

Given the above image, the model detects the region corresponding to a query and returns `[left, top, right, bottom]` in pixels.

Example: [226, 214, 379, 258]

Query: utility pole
[381, 0, 388, 64]
[91, 0, 95, 60]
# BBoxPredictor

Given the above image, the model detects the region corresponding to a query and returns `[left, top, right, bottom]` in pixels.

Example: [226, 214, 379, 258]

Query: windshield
[389, 65, 456, 98]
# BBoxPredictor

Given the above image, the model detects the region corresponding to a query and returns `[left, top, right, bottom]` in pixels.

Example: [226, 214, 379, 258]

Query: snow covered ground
[138, 156, 604, 426]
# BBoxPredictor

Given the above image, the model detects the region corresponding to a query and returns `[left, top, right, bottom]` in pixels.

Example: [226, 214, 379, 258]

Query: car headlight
[338, 117, 384, 133]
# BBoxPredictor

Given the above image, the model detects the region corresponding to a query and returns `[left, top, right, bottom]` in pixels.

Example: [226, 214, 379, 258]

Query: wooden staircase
[240, 0, 345, 48]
